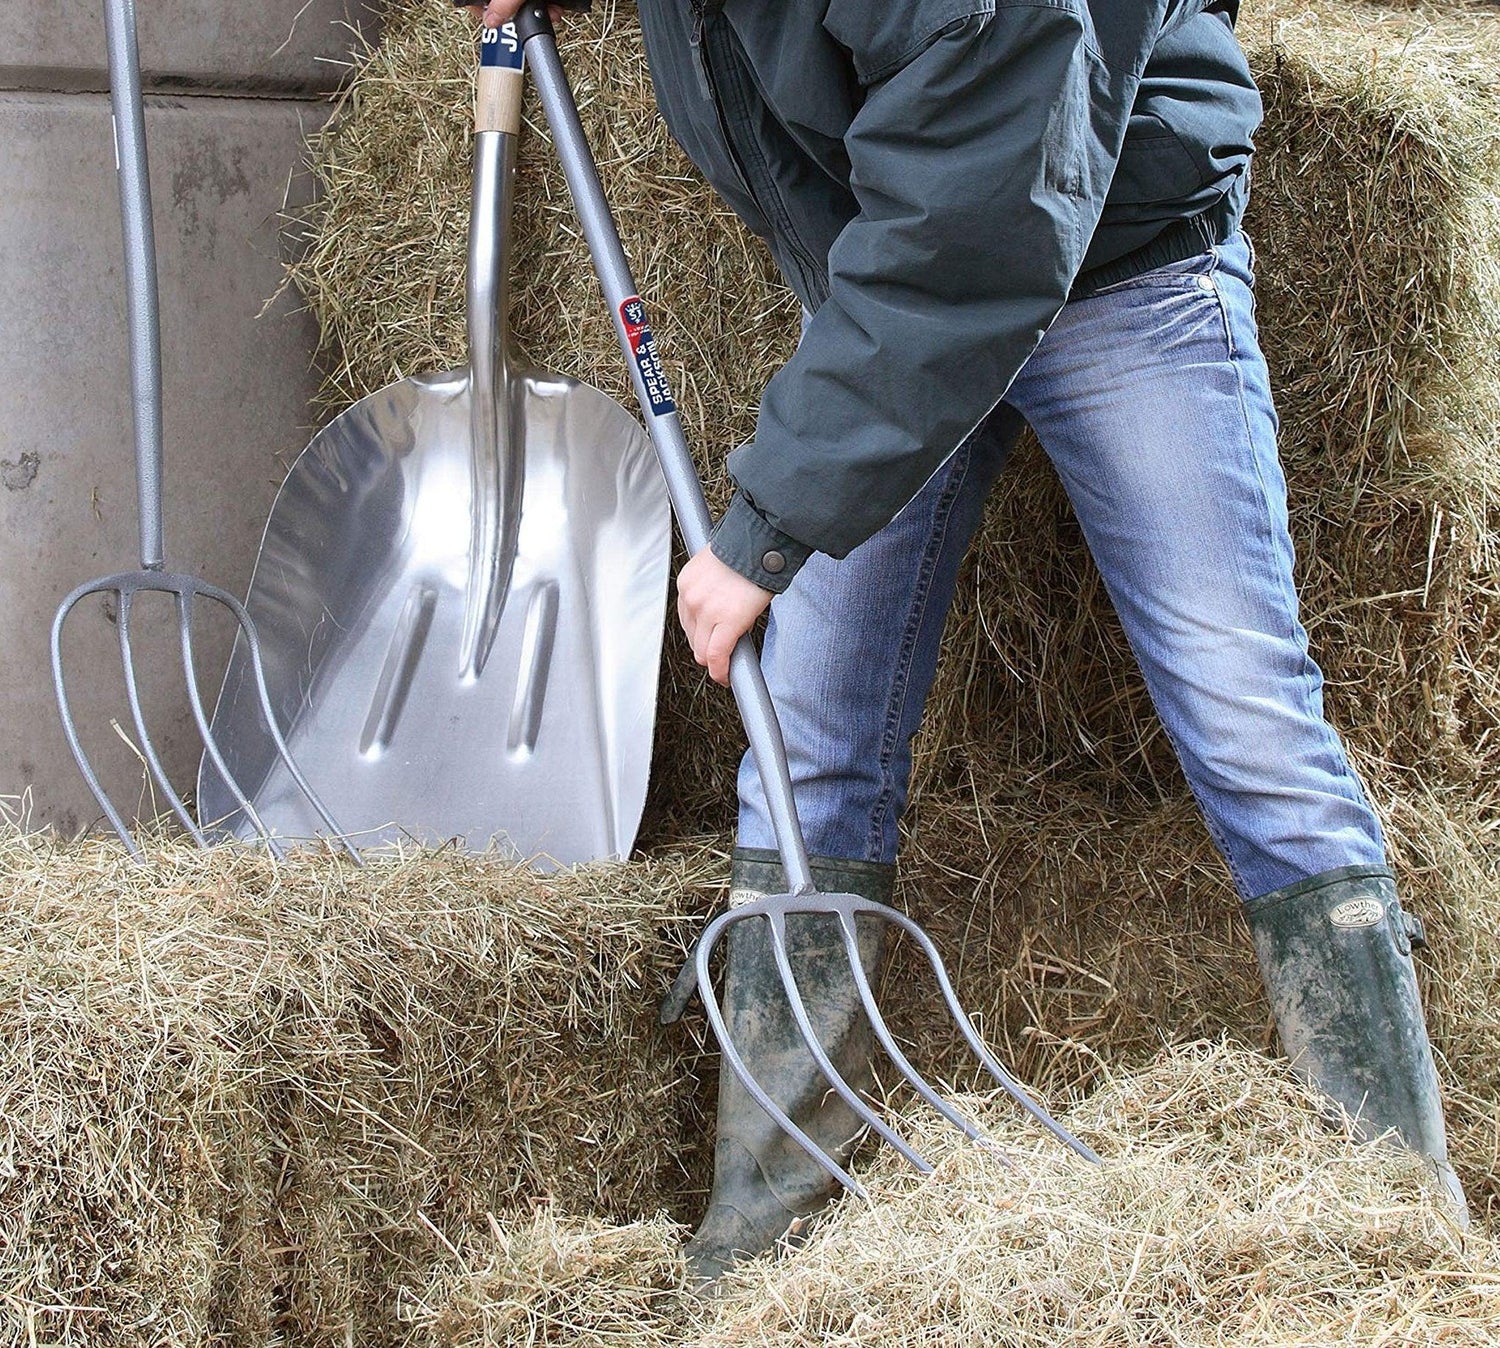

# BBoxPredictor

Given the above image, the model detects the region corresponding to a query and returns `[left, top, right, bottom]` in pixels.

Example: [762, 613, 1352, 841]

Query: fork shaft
[524, 26, 814, 893]
[103, 0, 164, 570]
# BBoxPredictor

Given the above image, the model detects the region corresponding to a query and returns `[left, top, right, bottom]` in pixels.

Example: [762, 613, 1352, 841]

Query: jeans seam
[865, 452, 969, 858]
[1213, 264, 1379, 841]
[1212, 273, 1305, 890]
[1208, 255, 1234, 359]
[1159, 712, 1253, 896]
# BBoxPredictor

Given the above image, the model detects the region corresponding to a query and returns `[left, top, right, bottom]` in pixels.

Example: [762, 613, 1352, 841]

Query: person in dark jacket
[471, 0, 1469, 1276]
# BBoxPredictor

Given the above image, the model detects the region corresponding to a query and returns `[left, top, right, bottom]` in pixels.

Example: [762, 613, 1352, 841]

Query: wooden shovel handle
[460, 0, 591, 137]
[476, 25, 524, 134]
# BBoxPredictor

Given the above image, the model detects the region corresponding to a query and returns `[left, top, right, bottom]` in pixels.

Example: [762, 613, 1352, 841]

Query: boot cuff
[1245, 864, 1395, 917]
[730, 847, 897, 905]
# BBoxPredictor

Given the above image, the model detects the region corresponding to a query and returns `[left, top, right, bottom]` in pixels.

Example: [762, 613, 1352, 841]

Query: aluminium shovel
[199, 18, 671, 863]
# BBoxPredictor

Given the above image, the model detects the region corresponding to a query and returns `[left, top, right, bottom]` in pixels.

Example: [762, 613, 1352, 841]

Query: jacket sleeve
[710, 3, 1118, 591]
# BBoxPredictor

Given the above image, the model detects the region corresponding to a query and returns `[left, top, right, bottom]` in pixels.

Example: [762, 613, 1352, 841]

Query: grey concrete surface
[1, 0, 377, 95]
[0, 90, 334, 838]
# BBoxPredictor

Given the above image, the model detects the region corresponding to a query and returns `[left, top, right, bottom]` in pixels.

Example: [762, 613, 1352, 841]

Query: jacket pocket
[821, 0, 995, 84]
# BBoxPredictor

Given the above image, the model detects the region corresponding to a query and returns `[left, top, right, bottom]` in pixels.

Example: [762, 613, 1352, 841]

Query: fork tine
[177, 588, 287, 860]
[695, 905, 867, 1198]
[117, 587, 210, 846]
[882, 907, 1102, 1164]
[211, 584, 361, 863]
[834, 909, 1005, 1158]
[50, 584, 145, 863]
[762, 906, 934, 1175]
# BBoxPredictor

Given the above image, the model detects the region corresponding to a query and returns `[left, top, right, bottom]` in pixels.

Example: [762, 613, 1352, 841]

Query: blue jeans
[737, 232, 1384, 901]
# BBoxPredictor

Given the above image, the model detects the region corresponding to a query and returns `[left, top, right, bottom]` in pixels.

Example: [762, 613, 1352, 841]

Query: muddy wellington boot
[684, 848, 895, 1286]
[1243, 865, 1470, 1227]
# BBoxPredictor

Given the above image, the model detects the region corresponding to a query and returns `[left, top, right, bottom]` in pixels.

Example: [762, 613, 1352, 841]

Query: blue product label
[480, 22, 524, 70]
[620, 298, 676, 417]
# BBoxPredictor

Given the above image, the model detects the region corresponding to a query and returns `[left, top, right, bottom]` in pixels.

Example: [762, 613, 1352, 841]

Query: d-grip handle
[457, 0, 591, 134]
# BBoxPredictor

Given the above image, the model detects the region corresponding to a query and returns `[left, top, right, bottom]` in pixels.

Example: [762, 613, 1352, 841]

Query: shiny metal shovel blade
[198, 363, 670, 863]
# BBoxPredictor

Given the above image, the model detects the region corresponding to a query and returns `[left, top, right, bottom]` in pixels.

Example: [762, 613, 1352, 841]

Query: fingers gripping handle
[520, 18, 817, 895]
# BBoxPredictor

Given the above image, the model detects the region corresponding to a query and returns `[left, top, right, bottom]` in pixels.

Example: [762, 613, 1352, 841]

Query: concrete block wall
[0, 1, 378, 838]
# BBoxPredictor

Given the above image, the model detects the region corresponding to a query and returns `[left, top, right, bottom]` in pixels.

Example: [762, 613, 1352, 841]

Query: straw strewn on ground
[410, 1044, 1500, 1347]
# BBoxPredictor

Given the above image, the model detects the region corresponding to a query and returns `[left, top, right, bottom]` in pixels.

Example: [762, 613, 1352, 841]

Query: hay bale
[285, 0, 1500, 829]
[1244, 1, 1500, 472]
[0, 829, 717, 1344]
[411, 1044, 1500, 1346]
[1239, 0, 1500, 799]
[401, 1211, 686, 1346]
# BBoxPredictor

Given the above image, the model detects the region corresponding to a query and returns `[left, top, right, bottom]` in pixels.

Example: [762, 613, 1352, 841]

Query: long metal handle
[521, 22, 815, 895]
[103, 0, 164, 570]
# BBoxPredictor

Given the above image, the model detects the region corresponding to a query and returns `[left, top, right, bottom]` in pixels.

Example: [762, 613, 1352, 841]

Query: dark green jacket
[636, 0, 1262, 588]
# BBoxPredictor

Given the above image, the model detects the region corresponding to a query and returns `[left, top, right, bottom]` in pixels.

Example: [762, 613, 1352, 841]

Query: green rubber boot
[684, 847, 895, 1287]
[1244, 865, 1469, 1227]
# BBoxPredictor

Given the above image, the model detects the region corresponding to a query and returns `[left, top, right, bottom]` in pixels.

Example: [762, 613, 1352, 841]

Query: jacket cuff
[709, 490, 813, 594]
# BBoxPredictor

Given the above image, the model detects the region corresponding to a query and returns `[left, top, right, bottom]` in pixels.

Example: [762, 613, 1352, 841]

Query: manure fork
[50, 0, 355, 865]
[510, 0, 1102, 1191]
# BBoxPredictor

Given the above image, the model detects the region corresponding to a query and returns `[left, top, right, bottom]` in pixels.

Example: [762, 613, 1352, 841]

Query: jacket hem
[1070, 189, 1240, 298]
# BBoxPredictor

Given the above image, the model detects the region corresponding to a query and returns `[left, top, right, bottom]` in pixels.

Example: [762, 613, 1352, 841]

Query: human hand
[676, 546, 773, 686]
[464, 1, 565, 29]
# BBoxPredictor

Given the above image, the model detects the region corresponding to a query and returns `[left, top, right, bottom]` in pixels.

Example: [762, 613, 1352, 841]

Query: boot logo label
[1330, 898, 1385, 929]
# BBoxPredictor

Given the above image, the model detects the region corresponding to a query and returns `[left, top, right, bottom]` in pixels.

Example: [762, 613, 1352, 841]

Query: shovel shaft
[523, 25, 815, 896]
[476, 22, 525, 134]
[460, 22, 530, 678]
[103, 0, 164, 570]
[461, 128, 523, 677]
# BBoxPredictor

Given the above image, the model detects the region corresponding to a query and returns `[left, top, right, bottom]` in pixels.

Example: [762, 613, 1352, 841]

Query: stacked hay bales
[0, 827, 716, 1343]
[7, 0, 1500, 1341]
[282, 0, 1500, 1231]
